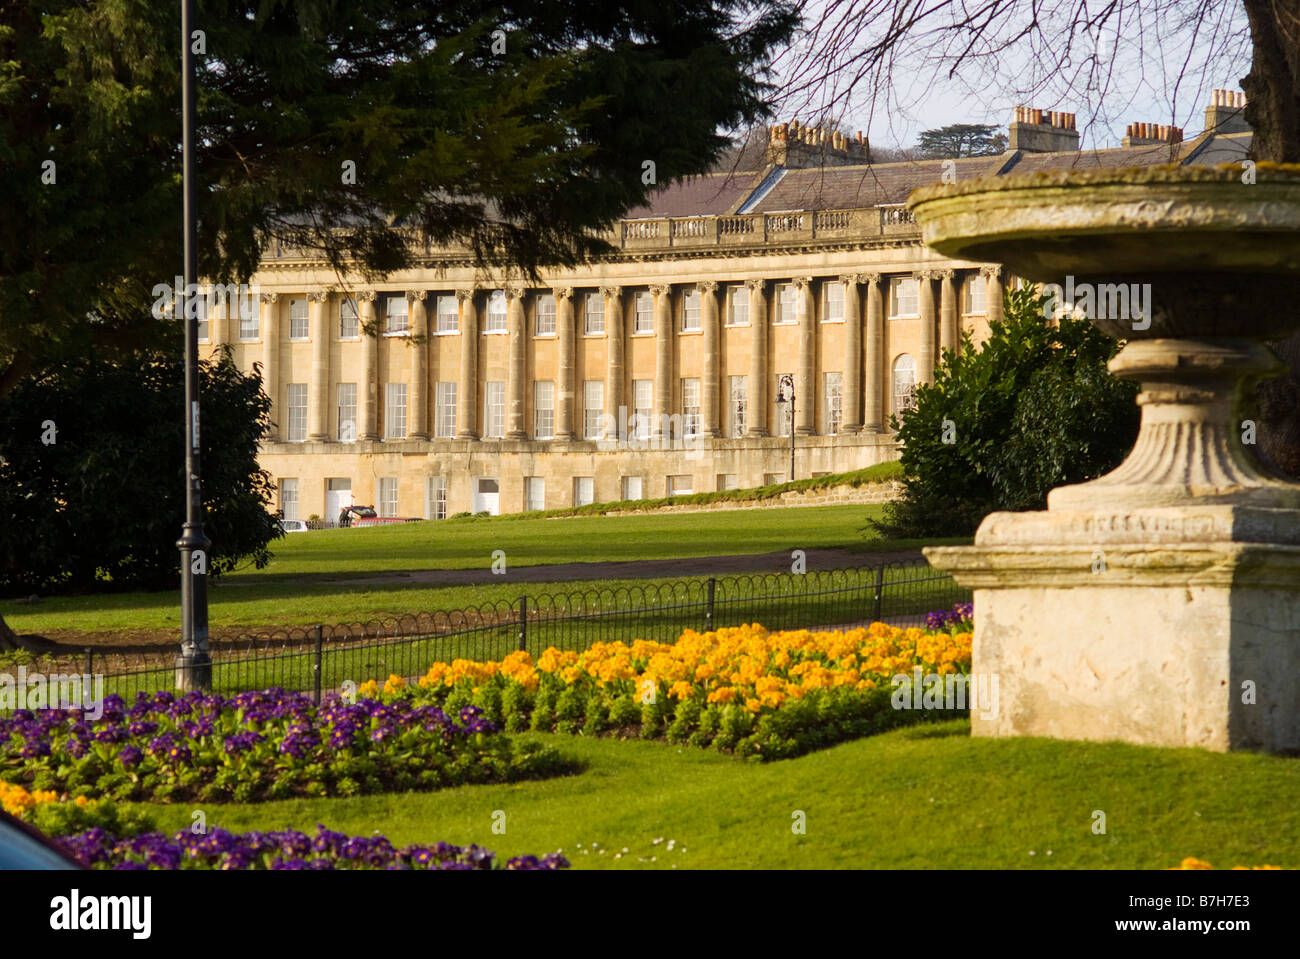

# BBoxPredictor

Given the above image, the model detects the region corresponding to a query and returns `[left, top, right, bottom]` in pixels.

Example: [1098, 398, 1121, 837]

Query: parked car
[279, 518, 309, 533]
[0, 810, 81, 870]
[340, 505, 421, 527]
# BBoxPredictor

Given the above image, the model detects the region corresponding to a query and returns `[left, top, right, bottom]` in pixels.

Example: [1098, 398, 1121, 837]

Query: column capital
[405, 289, 429, 304]
[503, 284, 526, 300]
[979, 264, 1003, 279]
[600, 285, 622, 299]
[649, 283, 672, 296]
[455, 287, 477, 302]
[357, 290, 378, 302]
[696, 280, 719, 294]
[744, 277, 767, 292]
[307, 291, 330, 303]
[552, 286, 574, 300]
[791, 276, 814, 289]
[259, 292, 279, 304]
[937, 269, 956, 281]
[839, 274, 865, 286]
[912, 270, 940, 282]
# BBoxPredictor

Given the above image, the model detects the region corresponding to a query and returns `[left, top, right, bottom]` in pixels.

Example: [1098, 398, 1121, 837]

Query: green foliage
[0, 346, 281, 593]
[27, 798, 156, 839]
[874, 284, 1140, 539]
[0, 0, 799, 398]
[916, 123, 1008, 158]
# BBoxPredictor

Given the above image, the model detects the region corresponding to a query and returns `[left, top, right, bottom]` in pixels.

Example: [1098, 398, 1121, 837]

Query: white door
[473, 478, 499, 515]
[325, 479, 352, 525]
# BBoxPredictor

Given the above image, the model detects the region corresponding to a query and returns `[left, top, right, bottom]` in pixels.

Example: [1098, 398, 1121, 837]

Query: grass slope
[3, 504, 966, 638]
[138, 722, 1300, 870]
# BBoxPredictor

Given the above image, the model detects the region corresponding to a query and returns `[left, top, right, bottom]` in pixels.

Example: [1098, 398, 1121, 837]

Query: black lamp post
[175, 0, 212, 692]
[776, 373, 795, 482]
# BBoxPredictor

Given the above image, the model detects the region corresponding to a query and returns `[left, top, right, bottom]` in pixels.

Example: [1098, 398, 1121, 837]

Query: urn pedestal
[908, 168, 1300, 752]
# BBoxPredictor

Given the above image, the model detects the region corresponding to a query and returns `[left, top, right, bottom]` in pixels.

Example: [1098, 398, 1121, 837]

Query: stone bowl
[907, 165, 1300, 340]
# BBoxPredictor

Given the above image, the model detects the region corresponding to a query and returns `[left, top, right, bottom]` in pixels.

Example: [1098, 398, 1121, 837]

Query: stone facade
[200, 104, 1252, 522]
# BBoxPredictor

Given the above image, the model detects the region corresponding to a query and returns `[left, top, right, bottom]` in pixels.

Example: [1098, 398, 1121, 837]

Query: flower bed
[368, 622, 973, 760]
[0, 688, 568, 803]
[61, 825, 569, 871]
[1170, 857, 1283, 870]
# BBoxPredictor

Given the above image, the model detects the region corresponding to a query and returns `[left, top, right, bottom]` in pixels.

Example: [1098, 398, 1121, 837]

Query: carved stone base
[927, 505, 1300, 752]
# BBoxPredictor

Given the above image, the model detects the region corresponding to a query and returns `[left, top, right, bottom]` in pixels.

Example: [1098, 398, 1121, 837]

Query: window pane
[823, 371, 843, 434]
[534, 381, 554, 439]
[535, 294, 556, 335]
[485, 382, 505, 437]
[583, 380, 604, 439]
[681, 378, 700, 437]
[485, 291, 507, 331]
[289, 298, 309, 339]
[379, 477, 398, 517]
[634, 293, 654, 333]
[386, 295, 409, 332]
[728, 287, 749, 325]
[435, 382, 457, 438]
[681, 291, 701, 331]
[337, 383, 357, 441]
[825, 283, 844, 322]
[287, 384, 307, 441]
[280, 478, 299, 521]
[436, 295, 459, 332]
[891, 277, 919, 317]
[340, 298, 359, 338]
[585, 293, 605, 334]
[728, 375, 747, 437]
[385, 383, 408, 439]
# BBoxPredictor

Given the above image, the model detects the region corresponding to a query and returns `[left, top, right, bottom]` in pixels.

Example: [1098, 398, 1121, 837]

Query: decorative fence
[60, 559, 970, 705]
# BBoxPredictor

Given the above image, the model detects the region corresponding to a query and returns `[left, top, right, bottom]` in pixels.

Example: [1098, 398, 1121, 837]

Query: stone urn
[907, 165, 1300, 753]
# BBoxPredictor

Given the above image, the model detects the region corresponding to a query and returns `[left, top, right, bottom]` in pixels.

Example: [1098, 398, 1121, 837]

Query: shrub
[875, 283, 1139, 539]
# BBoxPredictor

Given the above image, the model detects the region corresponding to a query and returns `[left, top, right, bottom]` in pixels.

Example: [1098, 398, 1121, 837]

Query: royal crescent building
[199, 98, 1252, 522]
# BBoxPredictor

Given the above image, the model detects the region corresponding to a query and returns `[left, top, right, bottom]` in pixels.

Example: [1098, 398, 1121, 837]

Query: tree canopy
[0, 0, 799, 398]
[916, 123, 1007, 158]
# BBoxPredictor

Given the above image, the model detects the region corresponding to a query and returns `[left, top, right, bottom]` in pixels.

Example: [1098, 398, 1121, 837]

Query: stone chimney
[1204, 89, 1250, 135]
[1008, 106, 1079, 153]
[1122, 122, 1183, 147]
[766, 121, 870, 168]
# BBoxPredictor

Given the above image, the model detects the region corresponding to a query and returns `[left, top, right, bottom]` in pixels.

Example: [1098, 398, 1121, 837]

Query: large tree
[0, 0, 799, 399]
[0, 346, 280, 597]
[916, 123, 1006, 157]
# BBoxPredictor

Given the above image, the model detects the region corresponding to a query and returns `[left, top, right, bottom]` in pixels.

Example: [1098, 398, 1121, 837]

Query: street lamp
[175, 0, 212, 692]
[775, 373, 795, 482]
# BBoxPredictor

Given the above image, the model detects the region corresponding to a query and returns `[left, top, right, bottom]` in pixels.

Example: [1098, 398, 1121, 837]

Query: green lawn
[2, 504, 968, 639]
[135, 721, 1300, 869]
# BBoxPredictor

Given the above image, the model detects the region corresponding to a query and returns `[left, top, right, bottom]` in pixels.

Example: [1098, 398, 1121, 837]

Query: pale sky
[766, 1, 1254, 151]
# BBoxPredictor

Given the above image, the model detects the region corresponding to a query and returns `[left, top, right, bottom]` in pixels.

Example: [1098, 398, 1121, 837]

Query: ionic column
[456, 289, 479, 439]
[359, 291, 379, 441]
[260, 292, 280, 440]
[916, 270, 937, 387]
[699, 280, 721, 437]
[939, 269, 958, 358]
[209, 293, 227, 350]
[505, 285, 528, 439]
[407, 290, 430, 440]
[307, 291, 331, 441]
[745, 279, 769, 436]
[555, 286, 576, 440]
[651, 283, 672, 438]
[794, 276, 816, 435]
[603, 285, 624, 440]
[864, 273, 884, 431]
[841, 275, 864, 432]
[982, 264, 1004, 326]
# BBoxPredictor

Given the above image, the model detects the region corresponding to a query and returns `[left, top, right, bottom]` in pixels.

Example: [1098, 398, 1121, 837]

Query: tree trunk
[0, 613, 18, 652]
[1242, 1, 1300, 479]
